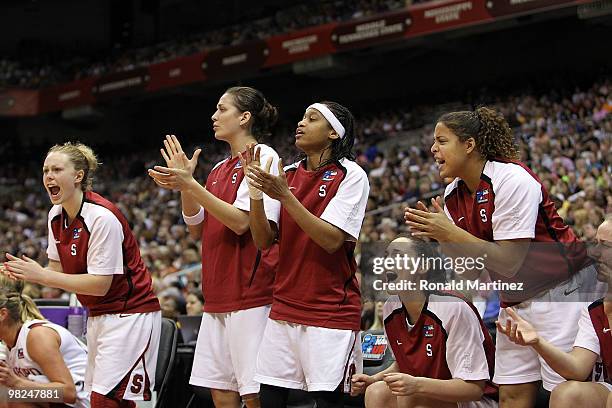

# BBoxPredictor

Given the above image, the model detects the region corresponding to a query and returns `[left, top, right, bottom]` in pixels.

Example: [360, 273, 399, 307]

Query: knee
[550, 381, 588, 408]
[365, 381, 393, 408]
[499, 384, 537, 408]
[242, 393, 260, 408]
[210, 389, 240, 407]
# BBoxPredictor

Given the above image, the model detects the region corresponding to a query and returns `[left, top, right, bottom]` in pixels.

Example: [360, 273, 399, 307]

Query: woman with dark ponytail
[148, 86, 281, 408]
[242, 101, 369, 407]
[405, 106, 597, 408]
[0, 276, 89, 407]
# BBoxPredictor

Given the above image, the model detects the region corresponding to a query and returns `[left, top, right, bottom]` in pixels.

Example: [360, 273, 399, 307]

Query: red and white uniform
[190, 144, 280, 396]
[573, 298, 612, 391]
[443, 159, 591, 304]
[199, 145, 280, 313]
[47, 191, 160, 316]
[46, 191, 161, 400]
[271, 159, 368, 330]
[443, 158, 595, 391]
[255, 158, 370, 392]
[384, 293, 498, 407]
[8, 320, 89, 408]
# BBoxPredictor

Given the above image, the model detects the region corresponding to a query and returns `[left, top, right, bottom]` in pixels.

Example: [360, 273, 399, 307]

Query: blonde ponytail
[0, 276, 45, 323]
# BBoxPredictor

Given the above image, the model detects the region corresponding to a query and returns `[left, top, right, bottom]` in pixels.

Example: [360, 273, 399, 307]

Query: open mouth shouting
[47, 185, 61, 201]
[385, 271, 398, 283]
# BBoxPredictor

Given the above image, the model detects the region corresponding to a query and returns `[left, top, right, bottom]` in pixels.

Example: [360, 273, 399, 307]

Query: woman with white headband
[239, 101, 370, 407]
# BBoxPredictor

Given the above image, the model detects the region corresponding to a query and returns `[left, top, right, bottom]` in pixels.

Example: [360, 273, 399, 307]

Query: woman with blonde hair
[5, 141, 161, 408]
[0, 275, 89, 407]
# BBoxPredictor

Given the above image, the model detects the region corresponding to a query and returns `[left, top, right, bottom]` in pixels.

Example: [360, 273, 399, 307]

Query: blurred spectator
[1, 78, 609, 316]
[160, 288, 187, 321]
[368, 300, 385, 331]
[185, 289, 204, 316]
[0, 0, 405, 88]
[41, 286, 68, 300]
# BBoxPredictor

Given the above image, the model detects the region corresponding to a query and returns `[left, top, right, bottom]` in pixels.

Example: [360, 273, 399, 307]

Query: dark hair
[301, 101, 356, 169]
[393, 235, 446, 284]
[187, 288, 204, 304]
[225, 86, 278, 141]
[437, 106, 519, 160]
[47, 142, 100, 191]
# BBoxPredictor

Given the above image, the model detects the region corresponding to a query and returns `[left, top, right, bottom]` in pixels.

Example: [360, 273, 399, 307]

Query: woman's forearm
[41, 271, 112, 296]
[281, 194, 345, 254]
[416, 378, 484, 403]
[185, 179, 249, 235]
[249, 198, 275, 249]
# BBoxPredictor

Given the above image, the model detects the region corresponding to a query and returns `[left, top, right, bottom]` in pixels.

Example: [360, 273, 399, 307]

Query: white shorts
[458, 396, 498, 408]
[85, 311, 161, 400]
[189, 305, 270, 396]
[494, 266, 596, 391]
[254, 319, 363, 393]
[596, 382, 612, 392]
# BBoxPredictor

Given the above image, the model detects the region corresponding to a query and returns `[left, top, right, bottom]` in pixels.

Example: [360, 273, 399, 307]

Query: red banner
[264, 24, 336, 67]
[92, 68, 150, 100]
[38, 78, 96, 113]
[331, 11, 413, 51]
[203, 40, 268, 80]
[0, 89, 39, 116]
[2, 0, 593, 116]
[147, 53, 207, 91]
[486, 0, 587, 17]
[407, 0, 492, 37]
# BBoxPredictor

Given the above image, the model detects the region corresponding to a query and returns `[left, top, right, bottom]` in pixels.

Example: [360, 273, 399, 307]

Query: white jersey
[8, 320, 89, 408]
[573, 300, 612, 387]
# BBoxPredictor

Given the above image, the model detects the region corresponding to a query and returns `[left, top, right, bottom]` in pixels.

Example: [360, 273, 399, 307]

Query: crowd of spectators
[1, 79, 610, 325]
[0, 0, 408, 89]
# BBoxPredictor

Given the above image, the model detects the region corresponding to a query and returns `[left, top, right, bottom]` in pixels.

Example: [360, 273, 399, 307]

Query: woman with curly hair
[405, 107, 598, 408]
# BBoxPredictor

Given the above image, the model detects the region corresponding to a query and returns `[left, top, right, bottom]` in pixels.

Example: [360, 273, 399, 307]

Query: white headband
[307, 103, 345, 139]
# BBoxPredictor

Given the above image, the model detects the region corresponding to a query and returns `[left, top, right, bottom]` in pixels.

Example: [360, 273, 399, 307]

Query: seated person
[497, 218, 612, 408]
[0, 274, 89, 408]
[352, 236, 498, 407]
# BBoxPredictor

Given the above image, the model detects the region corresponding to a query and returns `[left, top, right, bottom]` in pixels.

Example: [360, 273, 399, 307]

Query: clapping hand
[148, 134, 201, 192]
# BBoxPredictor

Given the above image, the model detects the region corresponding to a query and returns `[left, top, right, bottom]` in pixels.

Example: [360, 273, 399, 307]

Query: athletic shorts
[85, 311, 161, 400]
[254, 319, 362, 393]
[494, 265, 598, 391]
[190, 305, 270, 396]
[458, 396, 498, 408]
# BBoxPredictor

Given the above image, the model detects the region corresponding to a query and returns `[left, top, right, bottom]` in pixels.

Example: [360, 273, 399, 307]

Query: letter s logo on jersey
[130, 374, 143, 394]
[480, 208, 487, 223]
[319, 185, 327, 197]
[71, 243, 77, 256]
